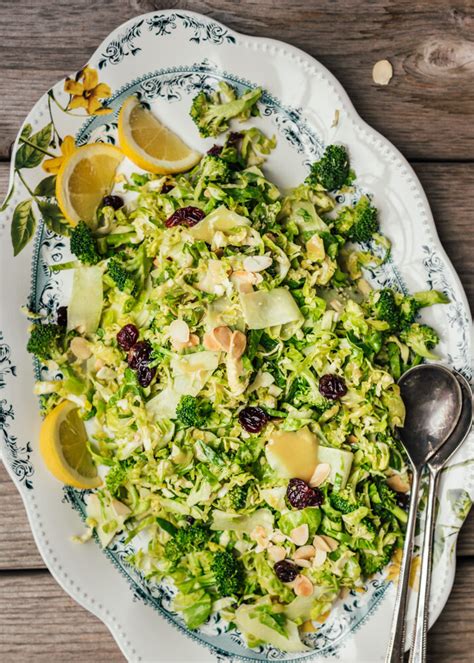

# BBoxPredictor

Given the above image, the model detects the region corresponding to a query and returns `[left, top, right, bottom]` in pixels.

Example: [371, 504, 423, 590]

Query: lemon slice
[118, 96, 201, 174]
[56, 143, 123, 225]
[39, 400, 101, 489]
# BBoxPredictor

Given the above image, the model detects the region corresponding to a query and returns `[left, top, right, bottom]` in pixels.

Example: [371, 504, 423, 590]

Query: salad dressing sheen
[265, 426, 318, 482]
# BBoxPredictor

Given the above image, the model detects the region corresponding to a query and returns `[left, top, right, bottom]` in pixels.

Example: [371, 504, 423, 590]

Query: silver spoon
[408, 370, 472, 663]
[385, 363, 463, 663]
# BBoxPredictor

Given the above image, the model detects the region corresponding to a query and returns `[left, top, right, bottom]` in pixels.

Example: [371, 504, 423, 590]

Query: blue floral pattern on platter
[98, 14, 236, 69]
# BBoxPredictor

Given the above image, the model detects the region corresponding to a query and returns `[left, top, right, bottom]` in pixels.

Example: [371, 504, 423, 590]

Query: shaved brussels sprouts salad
[28, 84, 449, 652]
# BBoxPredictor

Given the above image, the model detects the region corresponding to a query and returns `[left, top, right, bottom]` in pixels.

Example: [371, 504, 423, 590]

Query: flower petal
[93, 83, 112, 99]
[61, 135, 76, 157]
[68, 96, 88, 110]
[64, 79, 84, 96]
[42, 156, 63, 174]
[87, 96, 103, 114]
[82, 66, 99, 90]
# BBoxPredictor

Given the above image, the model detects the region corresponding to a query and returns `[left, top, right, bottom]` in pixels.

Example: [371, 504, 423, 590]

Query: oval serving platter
[0, 9, 472, 663]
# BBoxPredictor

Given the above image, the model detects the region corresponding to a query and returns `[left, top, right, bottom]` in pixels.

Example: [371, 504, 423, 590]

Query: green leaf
[15, 123, 52, 169]
[37, 200, 71, 237]
[34, 175, 56, 197]
[20, 124, 33, 140]
[11, 199, 36, 256]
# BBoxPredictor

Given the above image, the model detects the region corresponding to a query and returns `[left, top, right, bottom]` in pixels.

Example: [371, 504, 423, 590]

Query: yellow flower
[64, 66, 112, 115]
[42, 135, 76, 174]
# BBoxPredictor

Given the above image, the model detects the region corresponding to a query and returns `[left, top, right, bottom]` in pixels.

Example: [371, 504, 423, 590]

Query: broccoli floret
[70, 221, 101, 265]
[219, 485, 249, 512]
[108, 256, 135, 293]
[399, 323, 440, 359]
[211, 550, 245, 597]
[399, 290, 449, 328]
[197, 154, 231, 183]
[368, 480, 408, 524]
[107, 244, 151, 294]
[164, 522, 210, 563]
[176, 395, 213, 428]
[399, 296, 420, 327]
[359, 544, 394, 576]
[190, 82, 262, 138]
[335, 196, 379, 243]
[306, 144, 350, 191]
[329, 491, 360, 514]
[368, 289, 400, 330]
[26, 323, 63, 360]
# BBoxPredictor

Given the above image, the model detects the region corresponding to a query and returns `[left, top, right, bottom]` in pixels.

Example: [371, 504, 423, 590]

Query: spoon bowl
[398, 363, 463, 465]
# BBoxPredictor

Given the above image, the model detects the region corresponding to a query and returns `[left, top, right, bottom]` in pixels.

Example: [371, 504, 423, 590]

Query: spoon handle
[386, 467, 421, 663]
[408, 467, 439, 663]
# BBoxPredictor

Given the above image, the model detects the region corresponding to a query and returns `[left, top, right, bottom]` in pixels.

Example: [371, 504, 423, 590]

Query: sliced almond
[271, 531, 287, 544]
[267, 545, 286, 563]
[169, 319, 189, 344]
[243, 255, 273, 273]
[372, 59, 393, 86]
[290, 524, 309, 547]
[313, 535, 333, 553]
[231, 271, 254, 294]
[229, 330, 247, 360]
[293, 545, 316, 561]
[339, 587, 350, 600]
[308, 463, 331, 488]
[347, 434, 358, 445]
[312, 548, 327, 568]
[203, 330, 222, 351]
[295, 559, 312, 568]
[70, 336, 92, 360]
[294, 574, 314, 597]
[213, 326, 233, 352]
[387, 474, 410, 493]
[318, 534, 338, 552]
[172, 333, 199, 352]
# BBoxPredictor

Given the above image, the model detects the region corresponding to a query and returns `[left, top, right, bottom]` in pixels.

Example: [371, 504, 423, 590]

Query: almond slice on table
[372, 59, 393, 86]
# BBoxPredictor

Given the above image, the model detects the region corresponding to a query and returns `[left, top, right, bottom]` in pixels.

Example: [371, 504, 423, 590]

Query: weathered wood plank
[0, 561, 473, 662]
[0, 571, 125, 662]
[0, 0, 473, 160]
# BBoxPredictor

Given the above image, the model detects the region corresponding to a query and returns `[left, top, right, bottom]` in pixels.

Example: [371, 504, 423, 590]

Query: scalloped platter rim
[0, 9, 472, 663]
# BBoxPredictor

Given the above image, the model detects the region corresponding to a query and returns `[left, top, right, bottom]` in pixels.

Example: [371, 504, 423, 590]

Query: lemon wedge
[39, 400, 101, 489]
[56, 143, 123, 225]
[118, 96, 201, 174]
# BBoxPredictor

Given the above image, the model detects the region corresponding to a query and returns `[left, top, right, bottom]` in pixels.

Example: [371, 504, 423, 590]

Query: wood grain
[0, 0, 473, 160]
[0, 562, 473, 663]
[0, 571, 125, 662]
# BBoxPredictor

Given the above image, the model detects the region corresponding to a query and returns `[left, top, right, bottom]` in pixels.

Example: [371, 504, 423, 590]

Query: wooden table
[0, 1, 473, 661]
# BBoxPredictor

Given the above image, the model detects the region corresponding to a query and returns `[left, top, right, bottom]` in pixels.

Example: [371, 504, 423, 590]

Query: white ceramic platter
[0, 9, 472, 663]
